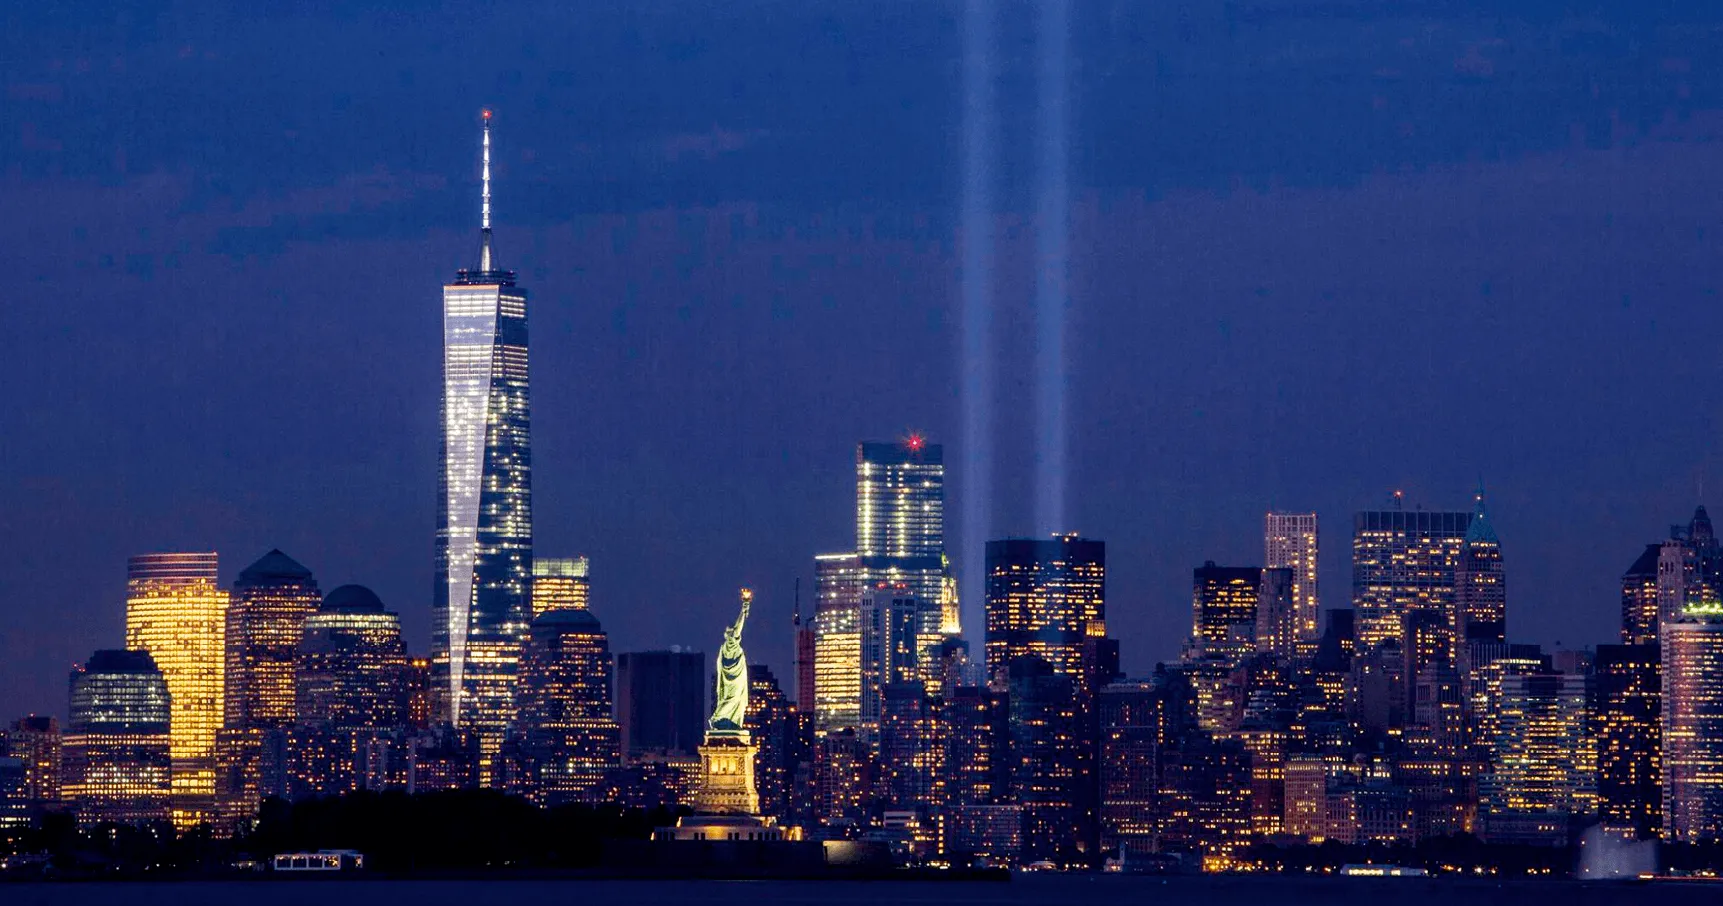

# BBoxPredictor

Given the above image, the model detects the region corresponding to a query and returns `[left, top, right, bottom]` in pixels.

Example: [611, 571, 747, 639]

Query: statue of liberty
[708, 588, 752, 736]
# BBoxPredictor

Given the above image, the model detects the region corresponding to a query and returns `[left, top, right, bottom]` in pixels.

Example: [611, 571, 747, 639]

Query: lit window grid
[1265, 513, 1320, 655]
[125, 558, 227, 828]
[1661, 617, 1723, 842]
[436, 280, 533, 767]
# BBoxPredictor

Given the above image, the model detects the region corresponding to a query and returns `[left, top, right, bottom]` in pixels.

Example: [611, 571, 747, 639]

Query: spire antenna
[479, 108, 494, 271]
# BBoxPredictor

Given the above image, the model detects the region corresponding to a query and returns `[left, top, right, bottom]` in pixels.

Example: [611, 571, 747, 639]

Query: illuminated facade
[984, 535, 1105, 681]
[856, 439, 949, 669]
[813, 552, 864, 734]
[1007, 656, 1082, 865]
[62, 650, 172, 826]
[217, 549, 320, 831]
[1454, 493, 1506, 645]
[5, 715, 61, 810]
[434, 110, 533, 783]
[1188, 562, 1261, 666]
[1350, 508, 1470, 659]
[745, 665, 794, 819]
[879, 682, 946, 809]
[125, 552, 227, 828]
[1661, 611, 1723, 842]
[1595, 643, 1660, 838]
[1264, 512, 1319, 657]
[515, 607, 621, 805]
[1253, 568, 1298, 661]
[297, 585, 409, 731]
[531, 556, 589, 617]
[1480, 671, 1594, 845]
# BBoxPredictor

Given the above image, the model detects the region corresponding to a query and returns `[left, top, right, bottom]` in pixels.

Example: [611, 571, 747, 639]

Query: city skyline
[5, 2, 1723, 731]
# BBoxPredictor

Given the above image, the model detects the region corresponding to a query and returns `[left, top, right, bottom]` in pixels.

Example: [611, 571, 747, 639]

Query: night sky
[4, 1, 1723, 719]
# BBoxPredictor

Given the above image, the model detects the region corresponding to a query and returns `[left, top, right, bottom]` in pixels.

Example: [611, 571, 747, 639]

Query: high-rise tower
[1264, 512, 1319, 658]
[856, 439, 947, 657]
[125, 552, 227, 828]
[1454, 490, 1506, 645]
[216, 550, 320, 832]
[434, 109, 534, 782]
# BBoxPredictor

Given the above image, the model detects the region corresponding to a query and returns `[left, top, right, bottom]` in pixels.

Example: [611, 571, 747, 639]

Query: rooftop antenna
[479, 108, 493, 272]
[792, 578, 802, 627]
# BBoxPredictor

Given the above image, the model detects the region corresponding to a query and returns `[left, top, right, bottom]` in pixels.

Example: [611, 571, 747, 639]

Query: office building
[879, 682, 945, 810]
[855, 438, 945, 625]
[1006, 656, 1082, 865]
[62, 650, 172, 826]
[1350, 507, 1471, 659]
[1595, 643, 1660, 838]
[615, 649, 706, 758]
[859, 584, 920, 740]
[515, 607, 621, 805]
[984, 535, 1106, 681]
[1253, 568, 1299, 662]
[1480, 671, 1594, 845]
[745, 665, 795, 819]
[297, 585, 410, 731]
[1454, 492, 1506, 644]
[1662, 610, 1723, 842]
[1621, 545, 1661, 646]
[813, 552, 864, 734]
[125, 552, 227, 827]
[434, 110, 534, 783]
[4, 715, 60, 812]
[1188, 562, 1262, 666]
[1264, 512, 1319, 657]
[531, 556, 590, 617]
[217, 549, 320, 831]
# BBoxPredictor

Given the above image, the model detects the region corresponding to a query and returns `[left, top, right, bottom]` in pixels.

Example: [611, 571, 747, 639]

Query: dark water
[4, 875, 1719, 906]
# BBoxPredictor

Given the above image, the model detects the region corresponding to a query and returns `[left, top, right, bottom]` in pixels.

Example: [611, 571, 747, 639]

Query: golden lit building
[531, 556, 590, 617]
[5, 715, 61, 809]
[1662, 609, 1723, 842]
[125, 552, 227, 829]
[62, 650, 172, 826]
[813, 552, 864, 735]
[1188, 562, 1261, 666]
[216, 549, 320, 833]
[1264, 512, 1319, 657]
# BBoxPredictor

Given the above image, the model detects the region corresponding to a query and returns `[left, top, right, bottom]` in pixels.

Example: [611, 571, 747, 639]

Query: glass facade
[1264, 512, 1319, 657]
[63, 650, 172, 827]
[813, 552, 864, 734]
[124, 551, 227, 828]
[856, 440, 948, 673]
[435, 115, 533, 784]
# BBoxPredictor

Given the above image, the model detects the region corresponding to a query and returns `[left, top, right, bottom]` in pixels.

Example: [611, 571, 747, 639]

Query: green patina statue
[708, 588, 753, 735]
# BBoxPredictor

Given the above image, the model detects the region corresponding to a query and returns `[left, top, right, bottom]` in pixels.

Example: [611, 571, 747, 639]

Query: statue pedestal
[693, 732, 759, 815]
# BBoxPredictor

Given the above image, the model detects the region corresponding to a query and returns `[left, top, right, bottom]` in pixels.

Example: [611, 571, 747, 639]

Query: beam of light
[1035, 0, 1070, 536]
[960, 0, 996, 654]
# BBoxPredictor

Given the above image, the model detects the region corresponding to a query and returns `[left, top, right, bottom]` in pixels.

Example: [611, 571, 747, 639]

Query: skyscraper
[1454, 492, 1506, 645]
[1595, 643, 1660, 838]
[1253, 568, 1299, 661]
[1479, 670, 1594, 845]
[813, 552, 864, 734]
[125, 552, 227, 828]
[434, 110, 534, 784]
[793, 581, 816, 715]
[297, 585, 410, 731]
[1352, 506, 1472, 724]
[62, 650, 172, 827]
[984, 535, 1105, 680]
[4, 716, 60, 813]
[1621, 545, 1661, 646]
[1264, 512, 1319, 657]
[1188, 562, 1262, 666]
[1661, 608, 1723, 842]
[515, 608, 621, 805]
[858, 583, 920, 741]
[531, 556, 590, 618]
[856, 439, 948, 661]
[217, 549, 320, 831]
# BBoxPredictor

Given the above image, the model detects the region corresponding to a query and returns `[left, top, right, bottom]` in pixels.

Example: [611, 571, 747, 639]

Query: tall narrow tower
[434, 109, 534, 783]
